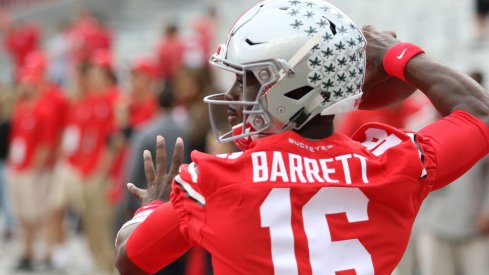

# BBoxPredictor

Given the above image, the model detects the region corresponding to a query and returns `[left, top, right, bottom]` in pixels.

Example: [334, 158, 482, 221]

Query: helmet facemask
[204, 54, 285, 143]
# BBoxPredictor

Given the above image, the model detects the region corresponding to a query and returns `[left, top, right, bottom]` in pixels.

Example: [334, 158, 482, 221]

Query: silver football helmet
[205, 0, 366, 144]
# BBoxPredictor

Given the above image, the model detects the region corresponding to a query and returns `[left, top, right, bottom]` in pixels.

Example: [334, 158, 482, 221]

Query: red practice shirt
[68, 18, 112, 64]
[9, 95, 57, 171]
[4, 23, 40, 75]
[127, 111, 489, 275]
[62, 93, 114, 177]
[156, 36, 185, 79]
[128, 95, 157, 129]
[40, 85, 69, 167]
[78, 94, 114, 177]
[193, 16, 215, 66]
[106, 85, 120, 106]
[60, 97, 91, 168]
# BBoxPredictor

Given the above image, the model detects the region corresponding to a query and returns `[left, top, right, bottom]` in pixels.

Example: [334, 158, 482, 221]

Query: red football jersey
[170, 111, 489, 275]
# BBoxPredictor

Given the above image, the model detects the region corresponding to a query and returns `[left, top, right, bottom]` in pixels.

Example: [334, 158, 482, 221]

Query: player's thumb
[127, 183, 145, 201]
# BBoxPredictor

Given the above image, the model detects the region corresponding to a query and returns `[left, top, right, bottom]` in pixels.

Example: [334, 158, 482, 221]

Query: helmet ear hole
[284, 86, 314, 100]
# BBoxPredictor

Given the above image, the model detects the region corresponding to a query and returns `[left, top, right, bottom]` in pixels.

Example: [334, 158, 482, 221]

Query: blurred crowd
[0, 4, 229, 275]
[0, 0, 487, 275]
[0, 0, 55, 9]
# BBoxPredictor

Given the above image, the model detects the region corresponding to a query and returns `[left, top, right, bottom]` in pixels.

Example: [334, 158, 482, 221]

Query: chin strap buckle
[289, 107, 311, 128]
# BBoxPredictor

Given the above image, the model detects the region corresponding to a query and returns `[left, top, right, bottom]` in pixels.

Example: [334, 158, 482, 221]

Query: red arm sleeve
[417, 110, 489, 190]
[126, 202, 191, 274]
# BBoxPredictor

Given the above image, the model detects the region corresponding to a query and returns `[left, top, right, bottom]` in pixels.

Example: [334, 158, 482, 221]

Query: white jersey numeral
[260, 188, 298, 275]
[362, 128, 402, 156]
[260, 187, 374, 275]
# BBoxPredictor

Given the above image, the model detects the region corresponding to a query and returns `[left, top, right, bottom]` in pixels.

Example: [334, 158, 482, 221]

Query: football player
[115, 1, 489, 274]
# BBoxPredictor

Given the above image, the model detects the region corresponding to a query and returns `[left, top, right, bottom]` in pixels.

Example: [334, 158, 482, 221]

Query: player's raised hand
[127, 135, 185, 205]
[362, 25, 400, 92]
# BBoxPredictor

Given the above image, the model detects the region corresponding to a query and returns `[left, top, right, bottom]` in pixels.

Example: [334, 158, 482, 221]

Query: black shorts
[477, 0, 489, 16]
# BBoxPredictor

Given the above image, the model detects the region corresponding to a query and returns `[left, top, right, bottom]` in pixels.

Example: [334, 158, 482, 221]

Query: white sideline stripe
[115, 210, 155, 246]
[188, 162, 199, 183]
[407, 133, 427, 178]
[133, 209, 154, 220]
[175, 175, 206, 205]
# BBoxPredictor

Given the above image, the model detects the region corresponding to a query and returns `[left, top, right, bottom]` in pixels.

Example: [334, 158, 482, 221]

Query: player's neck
[294, 115, 334, 140]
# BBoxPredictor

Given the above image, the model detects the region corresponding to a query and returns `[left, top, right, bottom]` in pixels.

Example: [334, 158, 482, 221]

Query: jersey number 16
[260, 187, 375, 275]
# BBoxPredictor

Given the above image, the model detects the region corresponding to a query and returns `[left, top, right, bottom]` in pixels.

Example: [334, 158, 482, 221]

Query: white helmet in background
[205, 0, 366, 144]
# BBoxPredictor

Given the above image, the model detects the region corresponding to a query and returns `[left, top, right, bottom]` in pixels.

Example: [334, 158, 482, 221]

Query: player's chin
[228, 116, 240, 127]
[227, 107, 241, 127]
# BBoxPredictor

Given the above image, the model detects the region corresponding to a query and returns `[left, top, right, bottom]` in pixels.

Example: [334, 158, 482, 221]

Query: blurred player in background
[172, 67, 213, 153]
[108, 58, 160, 209]
[49, 61, 92, 272]
[3, 20, 40, 80]
[156, 24, 185, 82]
[67, 7, 112, 67]
[48, 52, 118, 274]
[114, 1, 489, 274]
[74, 50, 118, 274]
[7, 54, 67, 271]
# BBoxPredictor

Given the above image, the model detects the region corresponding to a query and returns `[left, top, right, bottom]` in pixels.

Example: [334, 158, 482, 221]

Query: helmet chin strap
[289, 87, 363, 130]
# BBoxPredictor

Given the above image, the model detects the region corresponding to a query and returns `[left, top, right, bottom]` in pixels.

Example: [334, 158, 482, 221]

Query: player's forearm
[115, 202, 191, 274]
[405, 54, 489, 126]
[115, 225, 150, 275]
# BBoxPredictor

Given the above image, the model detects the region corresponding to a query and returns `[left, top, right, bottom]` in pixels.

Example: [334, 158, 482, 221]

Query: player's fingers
[168, 137, 184, 177]
[143, 150, 156, 185]
[362, 25, 375, 32]
[127, 183, 146, 201]
[155, 135, 167, 177]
